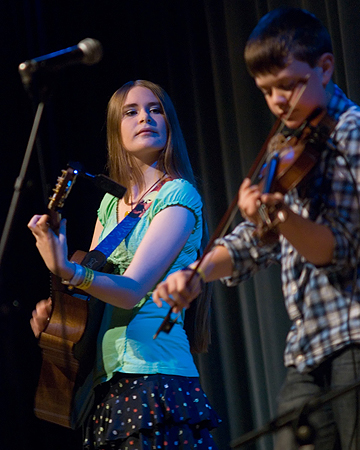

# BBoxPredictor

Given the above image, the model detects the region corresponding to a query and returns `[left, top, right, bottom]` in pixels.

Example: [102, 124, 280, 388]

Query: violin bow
[152, 116, 282, 340]
[153, 75, 310, 339]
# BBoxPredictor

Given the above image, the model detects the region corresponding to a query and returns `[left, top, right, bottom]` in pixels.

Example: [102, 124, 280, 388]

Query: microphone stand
[0, 100, 45, 267]
[0, 62, 57, 268]
[231, 375, 360, 448]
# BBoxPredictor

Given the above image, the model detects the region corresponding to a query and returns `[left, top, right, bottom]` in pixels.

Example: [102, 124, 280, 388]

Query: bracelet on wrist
[61, 263, 85, 286]
[182, 265, 206, 285]
[76, 266, 95, 290]
[193, 266, 206, 283]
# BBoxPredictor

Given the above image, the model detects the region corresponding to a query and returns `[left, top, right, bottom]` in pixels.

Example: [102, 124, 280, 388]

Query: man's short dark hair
[245, 7, 333, 77]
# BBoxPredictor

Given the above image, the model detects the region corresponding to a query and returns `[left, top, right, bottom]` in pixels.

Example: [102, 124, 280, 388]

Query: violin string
[277, 73, 311, 135]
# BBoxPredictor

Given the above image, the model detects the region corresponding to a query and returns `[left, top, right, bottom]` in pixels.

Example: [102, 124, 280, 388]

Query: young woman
[29, 80, 220, 449]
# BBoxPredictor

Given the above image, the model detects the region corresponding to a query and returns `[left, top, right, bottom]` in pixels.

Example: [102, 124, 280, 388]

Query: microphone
[18, 38, 103, 86]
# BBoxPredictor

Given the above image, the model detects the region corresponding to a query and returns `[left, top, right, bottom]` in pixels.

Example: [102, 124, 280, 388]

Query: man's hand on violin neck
[238, 178, 260, 222]
[238, 178, 285, 223]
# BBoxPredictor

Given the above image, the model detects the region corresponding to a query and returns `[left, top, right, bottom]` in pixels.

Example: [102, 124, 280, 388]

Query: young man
[153, 7, 360, 449]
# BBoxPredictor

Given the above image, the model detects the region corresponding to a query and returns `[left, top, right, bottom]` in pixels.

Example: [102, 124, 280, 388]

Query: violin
[154, 80, 337, 339]
[252, 107, 336, 243]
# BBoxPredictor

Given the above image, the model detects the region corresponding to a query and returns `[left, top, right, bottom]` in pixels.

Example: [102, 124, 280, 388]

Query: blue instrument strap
[94, 210, 141, 258]
[94, 176, 172, 259]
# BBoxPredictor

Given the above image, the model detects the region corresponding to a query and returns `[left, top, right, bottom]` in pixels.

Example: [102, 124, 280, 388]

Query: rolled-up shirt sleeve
[215, 221, 281, 286]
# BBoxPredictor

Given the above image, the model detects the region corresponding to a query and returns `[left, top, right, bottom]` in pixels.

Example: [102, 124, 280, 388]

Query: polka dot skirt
[84, 374, 221, 450]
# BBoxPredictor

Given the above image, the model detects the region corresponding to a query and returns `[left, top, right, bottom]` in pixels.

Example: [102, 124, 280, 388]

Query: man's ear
[317, 53, 335, 86]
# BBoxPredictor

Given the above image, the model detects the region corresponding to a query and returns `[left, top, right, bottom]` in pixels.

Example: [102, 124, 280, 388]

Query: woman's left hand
[27, 215, 74, 279]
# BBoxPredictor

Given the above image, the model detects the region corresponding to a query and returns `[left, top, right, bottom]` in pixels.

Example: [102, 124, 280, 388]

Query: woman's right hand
[27, 215, 74, 280]
[30, 298, 52, 338]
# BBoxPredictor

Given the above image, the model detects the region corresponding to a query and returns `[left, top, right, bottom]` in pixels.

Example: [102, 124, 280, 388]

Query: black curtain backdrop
[1, 1, 360, 449]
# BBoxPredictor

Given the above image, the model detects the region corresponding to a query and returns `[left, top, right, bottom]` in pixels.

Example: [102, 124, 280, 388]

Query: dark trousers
[275, 346, 360, 449]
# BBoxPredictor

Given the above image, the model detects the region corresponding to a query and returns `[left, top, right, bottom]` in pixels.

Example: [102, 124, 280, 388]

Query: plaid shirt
[217, 84, 360, 373]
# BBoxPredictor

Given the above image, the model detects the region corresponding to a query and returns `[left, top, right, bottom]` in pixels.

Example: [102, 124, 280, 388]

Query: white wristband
[61, 263, 85, 286]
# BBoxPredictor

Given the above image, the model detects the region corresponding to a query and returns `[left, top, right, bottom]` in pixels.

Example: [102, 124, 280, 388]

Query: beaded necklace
[120, 173, 167, 218]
